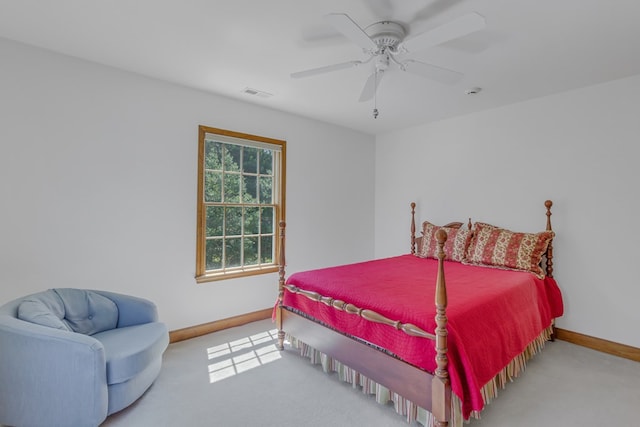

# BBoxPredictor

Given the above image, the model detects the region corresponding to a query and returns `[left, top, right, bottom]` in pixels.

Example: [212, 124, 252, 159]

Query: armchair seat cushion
[95, 322, 170, 385]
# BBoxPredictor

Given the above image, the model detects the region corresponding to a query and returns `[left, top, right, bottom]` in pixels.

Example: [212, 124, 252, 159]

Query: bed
[274, 201, 563, 427]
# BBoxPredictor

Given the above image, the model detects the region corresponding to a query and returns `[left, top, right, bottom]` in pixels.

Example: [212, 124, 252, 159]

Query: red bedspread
[282, 255, 563, 419]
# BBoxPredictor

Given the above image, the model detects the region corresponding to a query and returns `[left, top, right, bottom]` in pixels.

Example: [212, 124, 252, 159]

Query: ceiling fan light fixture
[375, 53, 390, 72]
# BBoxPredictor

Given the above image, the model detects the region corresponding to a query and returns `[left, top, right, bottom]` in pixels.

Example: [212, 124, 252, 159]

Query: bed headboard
[410, 200, 555, 278]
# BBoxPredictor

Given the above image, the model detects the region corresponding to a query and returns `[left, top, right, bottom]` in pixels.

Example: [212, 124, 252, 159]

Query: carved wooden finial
[435, 228, 448, 308]
[545, 200, 553, 231]
[278, 221, 286, 272]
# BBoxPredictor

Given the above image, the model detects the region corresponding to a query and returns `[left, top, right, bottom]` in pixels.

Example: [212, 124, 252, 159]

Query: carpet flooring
[102, 319, 640, 427]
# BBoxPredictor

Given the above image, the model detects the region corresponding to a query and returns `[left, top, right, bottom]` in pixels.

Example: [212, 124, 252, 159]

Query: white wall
[375, 73, 640, 348]
[0, 38, 375, 331]
[4, 35, 638, 349]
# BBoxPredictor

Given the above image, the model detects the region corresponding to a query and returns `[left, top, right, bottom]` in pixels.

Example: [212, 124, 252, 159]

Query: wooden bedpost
[276, 221, 287, 350]
[544, 200, 557, 341]
[545, 200, 554, 278]
[410, 202, 417, 255]
[432, 229, 451, 427]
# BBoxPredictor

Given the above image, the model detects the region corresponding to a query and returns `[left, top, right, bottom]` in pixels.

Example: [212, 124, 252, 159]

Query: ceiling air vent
[242, 87, 273, 98]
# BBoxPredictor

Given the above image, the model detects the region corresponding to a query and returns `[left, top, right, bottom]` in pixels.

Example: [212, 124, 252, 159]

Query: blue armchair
[0, 288, 169, 427]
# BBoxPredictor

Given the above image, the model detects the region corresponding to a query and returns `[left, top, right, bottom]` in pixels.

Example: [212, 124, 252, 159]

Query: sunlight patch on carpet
[207, 328, 282, 383]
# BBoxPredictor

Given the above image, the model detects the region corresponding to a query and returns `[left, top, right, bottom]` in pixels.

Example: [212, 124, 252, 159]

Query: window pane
[205, 140, 223, 170]
[259, 149, 273, 174]
[242, 175, 257, 203]
[225, 238, 242, 268]
[206, 206, 223, 237]
[224, 145, 241, 172]
[205, 239, 223, 270]
[244, 237, 259, 265]
[259, 176, 273, 204]
[260, 236, 273, 264]
[260, 207, 273, 234]
[243, 147, 258, 174]
[204, 171, 222, 203]
[244, 207, 259, 235]
[225, 207, 242, 236]
[223, 172, 241, 203]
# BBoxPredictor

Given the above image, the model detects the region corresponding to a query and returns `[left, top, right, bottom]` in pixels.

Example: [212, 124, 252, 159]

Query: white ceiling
[1, 0, 640, 136]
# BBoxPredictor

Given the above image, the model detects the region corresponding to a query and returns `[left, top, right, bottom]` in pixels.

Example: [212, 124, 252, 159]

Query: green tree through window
[196, 126, 286, 282]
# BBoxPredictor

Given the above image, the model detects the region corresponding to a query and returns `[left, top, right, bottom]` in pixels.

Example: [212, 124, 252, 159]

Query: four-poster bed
[274, 201, 563, 426]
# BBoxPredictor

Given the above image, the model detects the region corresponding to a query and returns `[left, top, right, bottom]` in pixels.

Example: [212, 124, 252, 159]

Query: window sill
[196, 265, 279, 283]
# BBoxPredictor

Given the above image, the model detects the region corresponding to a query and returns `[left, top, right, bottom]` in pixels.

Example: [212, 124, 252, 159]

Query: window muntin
[196, 126, 285, 282]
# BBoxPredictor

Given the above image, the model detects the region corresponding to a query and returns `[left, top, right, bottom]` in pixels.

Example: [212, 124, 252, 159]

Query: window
[196, 126, 286, 282]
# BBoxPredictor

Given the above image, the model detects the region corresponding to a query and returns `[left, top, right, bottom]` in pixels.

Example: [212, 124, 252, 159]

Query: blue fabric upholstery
[0, 289, 169, 427]
[17, 289, 72, 331]
[105, 353, 164, 415]
[17, 288, 120, 335]
[53, 288, 119, 335]
[96, 322, 169, 385]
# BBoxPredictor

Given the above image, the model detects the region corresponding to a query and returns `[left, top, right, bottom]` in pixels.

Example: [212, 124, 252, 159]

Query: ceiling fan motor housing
[365, 21, 406, 51]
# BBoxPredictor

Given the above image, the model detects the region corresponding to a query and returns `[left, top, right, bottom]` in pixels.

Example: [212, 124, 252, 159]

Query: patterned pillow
[418, 221, 473, 262]
[463, 222, 554, 278]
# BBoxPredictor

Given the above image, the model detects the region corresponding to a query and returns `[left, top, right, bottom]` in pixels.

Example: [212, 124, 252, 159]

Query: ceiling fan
[291, 12, 486, 116]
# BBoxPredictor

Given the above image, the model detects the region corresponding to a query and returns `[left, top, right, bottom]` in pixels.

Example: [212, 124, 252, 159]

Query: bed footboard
[276, 219, 452, 426]
[281, 308, 435, 409]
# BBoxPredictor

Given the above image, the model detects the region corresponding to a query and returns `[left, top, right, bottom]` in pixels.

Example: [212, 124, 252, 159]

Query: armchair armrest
[0, 316, 109, 426]
[94, 290, 159, 327]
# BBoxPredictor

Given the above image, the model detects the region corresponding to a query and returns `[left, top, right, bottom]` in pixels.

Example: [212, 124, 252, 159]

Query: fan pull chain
[373, 71, 379, 119]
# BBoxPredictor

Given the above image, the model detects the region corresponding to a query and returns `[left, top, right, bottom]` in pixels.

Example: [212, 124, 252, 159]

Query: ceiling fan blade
[359, 71, 384, 102]
[412, 0, 465, 23]
[399, 12, 486, 54]
[291, 60, 363, 79]
[401, 60, 463, 85]
[366, 0, 394, 19]
[324, 13, 378, 52]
